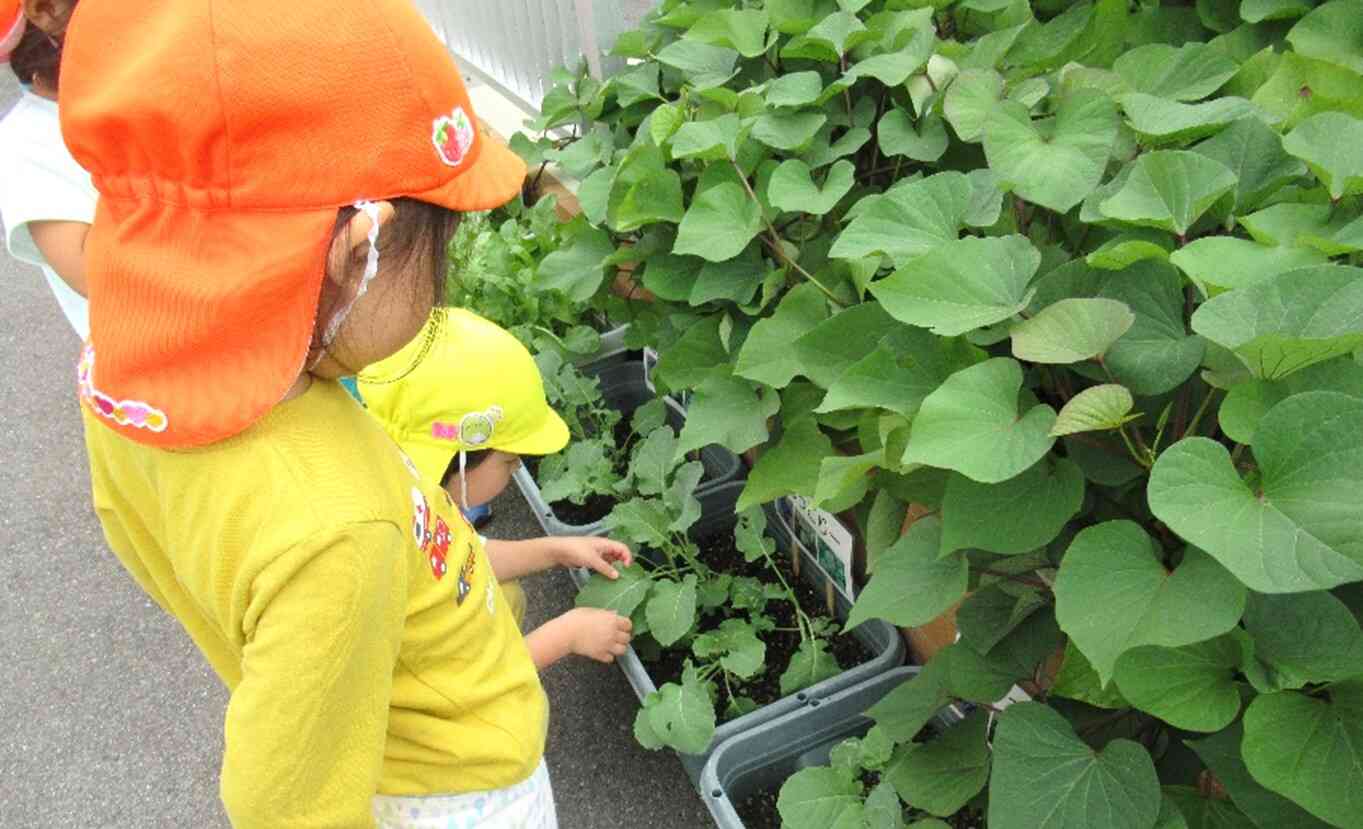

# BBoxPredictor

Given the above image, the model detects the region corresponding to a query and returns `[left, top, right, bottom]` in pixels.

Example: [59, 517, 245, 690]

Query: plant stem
[730, 159, 844, 306]
[1182, 387, 1219, 441]
[1118, 424, 1152, 469]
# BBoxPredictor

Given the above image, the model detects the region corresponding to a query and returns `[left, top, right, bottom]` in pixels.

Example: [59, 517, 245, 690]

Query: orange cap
[0, 0, 24, 64]
[60, 0, 527, 447]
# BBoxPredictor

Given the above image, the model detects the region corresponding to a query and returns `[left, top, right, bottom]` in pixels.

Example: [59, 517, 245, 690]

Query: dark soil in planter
[644, 532, 875, 720]
[736, 785, 984, 829]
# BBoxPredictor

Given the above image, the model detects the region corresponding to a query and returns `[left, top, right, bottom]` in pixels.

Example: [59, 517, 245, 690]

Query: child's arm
[27, 220, 90, 297]
[483, 535, 632, 582]
[525, 607, 632, 669]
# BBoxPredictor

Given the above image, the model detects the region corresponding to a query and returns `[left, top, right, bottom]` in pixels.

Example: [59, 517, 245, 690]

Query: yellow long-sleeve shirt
[81, 379, 547, 828]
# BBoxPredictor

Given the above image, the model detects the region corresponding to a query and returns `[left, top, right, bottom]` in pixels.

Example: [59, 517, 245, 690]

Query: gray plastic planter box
[570, 492, 906, 788]
[575, 322, 630, 365]
[515, 359, 744, 538]
[701, 667, 960, 828]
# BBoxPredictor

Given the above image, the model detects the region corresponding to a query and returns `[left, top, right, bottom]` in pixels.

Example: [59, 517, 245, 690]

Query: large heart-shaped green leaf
[765, 70, 824, 107]
[944, 68, 1005, 142]
[1170, 237, 1327, 297]
[676, 374, 780, 457]
[983, 90, 1119, 212]
[1119, 94, 1266, 144]
[1218, 357, 1363, 443]
[988, 702, 1162, 829]
[736, 283, 831, 388]
[1188, 722, 1337, 829]
[848, 516, 968, 629]
[686, 8, 772, 58]
[1113, 636, 1243, 732]
[1191, 116, 1308, 213]
[902, 358, 1057, 484]
[886, 710, 991, 818]
[768, 159, 855, 216]
[817, 327, 977, 416]
[737, 417, 834, 511]
[1239, 203, 1363, 256]
[1282, 111, 1363, 200]
[871, 235, 1041, 336]
[656, 39, 739, 89]
[1241, 0, 1315, 22]
[1243, 590, 1363, 688]
[606, 144, 685, 232]
[1191, 265, 1363, 379]
[1011, 297, 1136, 363]
[1055, 521, 1248, 684]
[1051, 641, 1131, 710]
[1050, 384, 1137, 436]
[830, 172, 972, 263]
[670, 113, 743, 160]
[752, 111, 829, 151]
[879, 108, 949, 163]
[1242, 682, 1363, 829]
[536, 218, 615, 302]
[673, 167, 765, 262]
[1286, 1, 1363, 75]
[940, 458, 1085, 555]
[1148, 392, 1363, 592]
[1114, 42, 1238, 101]
[1100, 150, 1238, 236]
[794, 301, 903, 388]
[576, 565, 653, 617]
[869, 661, 951, 743]
[646, 575, 698, 647]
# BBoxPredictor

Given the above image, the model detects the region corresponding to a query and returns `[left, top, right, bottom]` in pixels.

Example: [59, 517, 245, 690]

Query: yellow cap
[358, 308, 570, 485]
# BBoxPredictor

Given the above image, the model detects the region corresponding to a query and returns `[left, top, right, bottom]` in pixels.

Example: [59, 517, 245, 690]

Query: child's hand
[553, 536, 633, 579]
[567, 608, 633, 663]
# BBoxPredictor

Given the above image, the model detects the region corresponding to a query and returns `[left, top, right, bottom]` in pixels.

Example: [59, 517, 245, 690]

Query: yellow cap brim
[495, 409, 570, 457]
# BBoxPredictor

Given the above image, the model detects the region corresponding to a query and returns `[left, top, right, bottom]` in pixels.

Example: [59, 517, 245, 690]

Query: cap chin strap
[321, 200, 382, 349]
[458, 449, 469, 512]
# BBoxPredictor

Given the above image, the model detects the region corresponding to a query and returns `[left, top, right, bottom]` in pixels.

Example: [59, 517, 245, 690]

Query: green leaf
[1251, 51, 1363, 131]
[536, 219, 614, 302]
[1187, 722, 1336, 829]
[656, 39, 739, 89]
[879, 109, 949, 163]
[665, 461, 704, 535]
[576, 564, 652, 617]
[1055, 521, 1248, 685]
[1050, 384, 1137, 436]
[957, 585, 1048, 656]
[944, 68, 1005, 143]
[1148, 392, 1363, 592]
[1100, 150, 1238, 236]
[611, 62, 662, 107]
[648, 102, 686, 146]
[646, 575, 698, 648]
[1191, 117, 1308, 213]
[1217, 358, 1363, 444]
[1052, 641, 1131, 709]
[840, 36, 933, 87]
[780, 637, 842, 696]
[988, 702, 1162, 829]
[629, 426, 679, 497]
[1113, 636, 1244, 732]
[752, 111, 829, 151]
[1011, 298, 1136, 364]
[831, 172, 973, 264]
[734, 506, 777, 564]
[686, 8, 771, 58]
[864, 782, 904, 829]
[1064, 435, 1144, 486]
[814, 451, 877, 512]
[605, 498, 674, 548]
[1239, 203, 1363, 256]
[1287, 1, 1363, 75]
[738, 417, 834, 511]
[1282, 111, 1363, 200]
[670, 113, 743, 160]
[676, 374, 779, 457]
[736, 283, 831, 388]
[1119, 93, 1266, 144]
[794, 301, 902, 388]
[673, 170, 764, 263]
[983, 90, 1119, 213]
[1086, 231, 1176, 270]
[1006, 2, 1094, 72]
[654, 313, 726, 389]
[1241, 0, 1315, 22]
[902, 358, 1058, 484]
[805, 125, 873, 168]
[645, 666, 717, 754]
[817, 328, 978, 417]
[848, 516, 968, 629]
[886, 710, 992, 818]
[777, 767, 863, 829]
[939, 640, 1018, 704]
[606, 146, 686, 234]
[1191, 265, 1363, 379]
[781, 10, 870, 61]
[869, 662, 951, 742]
[872, 235, 1041, 337]
[1243, 590, 1363, 687]
[768, 159, 856, 216]
[1163, 788, 1255, 829]
[1114, 42, 1238, 101]
[1242, 681, 1363, 829]
[766, 71, 825, 107]
[1170, 238, 1328, 297]
[941, 458, 1084, 556]
[693, 617, 767, 679]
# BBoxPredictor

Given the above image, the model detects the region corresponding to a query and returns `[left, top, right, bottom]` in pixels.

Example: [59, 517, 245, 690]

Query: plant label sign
[783, 496, 856, 600]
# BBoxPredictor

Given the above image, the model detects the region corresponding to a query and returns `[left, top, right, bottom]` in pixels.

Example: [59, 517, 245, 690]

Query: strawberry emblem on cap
[432, 107, 475, 168]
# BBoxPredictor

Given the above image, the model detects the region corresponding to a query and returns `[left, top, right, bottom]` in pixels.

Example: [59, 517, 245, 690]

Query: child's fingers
[617, 616, 633, 633]
[610, 642, 628, 656]
[587, 558, 621, 580]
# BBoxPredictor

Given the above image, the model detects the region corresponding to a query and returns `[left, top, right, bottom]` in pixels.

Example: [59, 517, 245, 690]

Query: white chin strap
[459, 449, 469, 512]
[321, 200, 383, 349]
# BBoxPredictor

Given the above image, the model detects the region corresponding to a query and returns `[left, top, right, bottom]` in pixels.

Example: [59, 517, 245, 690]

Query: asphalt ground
[0, 70, 710, 827]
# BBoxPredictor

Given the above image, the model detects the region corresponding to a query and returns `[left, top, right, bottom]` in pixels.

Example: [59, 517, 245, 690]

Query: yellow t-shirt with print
[81, 379, 546, 829]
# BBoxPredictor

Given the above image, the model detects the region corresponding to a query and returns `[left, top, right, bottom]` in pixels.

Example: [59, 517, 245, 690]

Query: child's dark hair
[441, 449, 493, 487]
[311, 198, 461, 371]
[10, 22, 61, 90]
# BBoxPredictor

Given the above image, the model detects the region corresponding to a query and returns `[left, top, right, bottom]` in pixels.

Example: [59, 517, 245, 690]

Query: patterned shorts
[373, 761, 557, 829]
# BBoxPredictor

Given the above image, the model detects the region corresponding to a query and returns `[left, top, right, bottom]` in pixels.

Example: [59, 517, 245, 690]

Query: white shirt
[0, 91, 97, 339]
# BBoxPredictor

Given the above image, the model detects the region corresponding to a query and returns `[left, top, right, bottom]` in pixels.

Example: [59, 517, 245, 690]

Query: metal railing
[420, 1, 655, 114]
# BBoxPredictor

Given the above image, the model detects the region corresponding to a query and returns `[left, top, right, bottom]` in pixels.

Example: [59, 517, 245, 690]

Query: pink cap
[0, 1, 25, 65]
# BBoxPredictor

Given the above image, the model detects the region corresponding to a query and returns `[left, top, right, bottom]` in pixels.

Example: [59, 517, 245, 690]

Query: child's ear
[325, 201, 395, 287]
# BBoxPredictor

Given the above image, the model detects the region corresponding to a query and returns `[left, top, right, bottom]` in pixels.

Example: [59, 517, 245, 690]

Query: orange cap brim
[413, 131, 528, 212]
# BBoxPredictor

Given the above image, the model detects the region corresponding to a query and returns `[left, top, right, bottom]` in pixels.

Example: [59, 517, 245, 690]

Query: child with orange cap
[0, 0, 96, 338]
[60, 1, 588, 825]
[358, 307, 635, 662]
